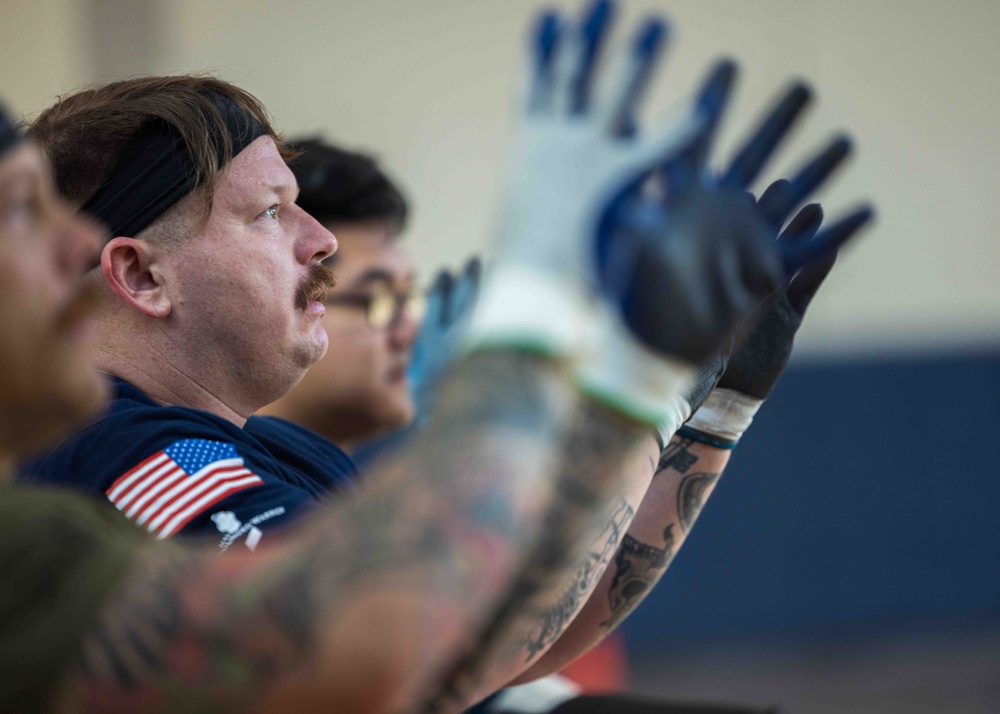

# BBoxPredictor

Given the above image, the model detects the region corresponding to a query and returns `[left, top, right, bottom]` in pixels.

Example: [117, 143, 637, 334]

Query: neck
[96, 349, 249, 428]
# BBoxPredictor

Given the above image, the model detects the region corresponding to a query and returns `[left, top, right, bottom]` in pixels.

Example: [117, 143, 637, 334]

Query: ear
[100, 237, 172, 319]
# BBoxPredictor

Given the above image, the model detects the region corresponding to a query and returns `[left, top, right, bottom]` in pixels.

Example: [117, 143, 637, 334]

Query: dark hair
[29, 75, 291, 211]
[288, 137, 408, 235]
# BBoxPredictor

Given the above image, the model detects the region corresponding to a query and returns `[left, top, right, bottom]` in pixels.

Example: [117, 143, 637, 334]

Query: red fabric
[558, 632, 629, 694]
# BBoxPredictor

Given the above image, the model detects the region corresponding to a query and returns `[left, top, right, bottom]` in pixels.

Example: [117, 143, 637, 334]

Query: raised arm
[418, 34, 872, 714]
[511, 197, 860, 682]
[509, 434, 730, 683]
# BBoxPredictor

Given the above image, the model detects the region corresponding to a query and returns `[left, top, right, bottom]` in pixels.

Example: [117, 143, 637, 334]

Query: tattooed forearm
[522, 496, 635, 660]
[71, 353, 579, 713]
[598, 466, 721, 630]
[601, 525, 675, 629]
[420, 399, 650, 713]
[656, 436, 698, 475]
[677, 471, 720, 533]
[509, 436, 733, 684]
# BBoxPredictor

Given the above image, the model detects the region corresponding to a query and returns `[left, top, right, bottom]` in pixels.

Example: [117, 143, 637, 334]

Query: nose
[295, 205, 337, 264]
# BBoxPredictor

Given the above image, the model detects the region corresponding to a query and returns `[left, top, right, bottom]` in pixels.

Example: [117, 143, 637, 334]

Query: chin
[295, 334, 330, 372]
[383, 394, 417, 430]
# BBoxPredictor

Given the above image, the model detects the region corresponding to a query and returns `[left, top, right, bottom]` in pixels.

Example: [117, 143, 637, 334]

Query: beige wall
[3, 0, 999, 355]
[0, 0, 92, 112]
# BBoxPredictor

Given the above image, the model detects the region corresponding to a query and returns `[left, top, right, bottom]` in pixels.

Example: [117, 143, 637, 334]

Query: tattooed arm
[507, 434, 732, 684]
[62, 353, 624, 714]
[417, 402, 657, 713]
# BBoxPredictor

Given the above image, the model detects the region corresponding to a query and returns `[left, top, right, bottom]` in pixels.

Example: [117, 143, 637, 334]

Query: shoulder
[20, 396, 247, 491]
[18, 396, 321, 537]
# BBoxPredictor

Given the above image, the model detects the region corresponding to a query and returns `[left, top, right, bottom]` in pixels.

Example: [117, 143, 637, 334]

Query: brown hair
[30, 75, 295, 218]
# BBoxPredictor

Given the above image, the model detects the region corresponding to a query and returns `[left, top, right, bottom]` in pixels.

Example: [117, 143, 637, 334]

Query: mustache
[54, 280, 104, 333]
[295, 263, 337, 311]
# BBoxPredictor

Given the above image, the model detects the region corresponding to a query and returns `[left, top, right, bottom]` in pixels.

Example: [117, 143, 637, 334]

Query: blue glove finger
[446, 257, 481, 326]
[528, 10, 563, 114]
[782, 205, 873, 274]
[661, 60, 737, 196]
[608, 17, 669, 137]
[693, 59, 738, 153]
[720, 82, 812, 189]
[779, 202, 823, 243]
[409, 270, 455, 392]
[424, 269, 454, 330]
[570, 0, 617, 115]
[757, 136, 852, 228]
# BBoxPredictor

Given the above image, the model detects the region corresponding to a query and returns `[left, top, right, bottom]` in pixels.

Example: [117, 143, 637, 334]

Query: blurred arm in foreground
[420, 2, 872, 709]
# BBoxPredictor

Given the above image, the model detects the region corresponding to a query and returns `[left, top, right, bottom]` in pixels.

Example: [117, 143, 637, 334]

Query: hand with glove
[464, 0, 704, 362]
[675, 181, 837, 431]
[584, 56, 874, 441]
[680, 201, 840, 449]
[409, 257, 481, 419]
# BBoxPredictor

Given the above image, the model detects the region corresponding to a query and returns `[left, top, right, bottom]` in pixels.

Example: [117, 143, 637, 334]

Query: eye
[262, 205, 279, 220]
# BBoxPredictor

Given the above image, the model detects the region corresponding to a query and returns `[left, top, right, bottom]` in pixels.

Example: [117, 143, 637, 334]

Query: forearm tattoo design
[522, 496, 635, 660]
[657, 435, 697, 475]
[599, 436, 721, 630]
[677, 471, 720, 533]
[601, 525, 675, 629]
[70, 353, 571, 712]
[422, 401, 648, 713]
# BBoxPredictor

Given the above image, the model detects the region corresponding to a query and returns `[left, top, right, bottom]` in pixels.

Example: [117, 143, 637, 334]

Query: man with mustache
[22, 79, 359, 548]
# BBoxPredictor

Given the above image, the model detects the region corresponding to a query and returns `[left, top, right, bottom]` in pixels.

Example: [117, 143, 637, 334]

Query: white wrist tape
[574, 303, 694, 429]
[684, 388, 763, 443]
[463, 265, 591, 358]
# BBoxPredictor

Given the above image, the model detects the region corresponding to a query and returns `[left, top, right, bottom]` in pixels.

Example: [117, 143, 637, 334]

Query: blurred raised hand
[409, 256, 481, 418]
[582, 47, 873, 438]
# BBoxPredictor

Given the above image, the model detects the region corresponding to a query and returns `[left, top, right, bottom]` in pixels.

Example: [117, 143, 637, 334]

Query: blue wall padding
[621, 350, 1000, 651]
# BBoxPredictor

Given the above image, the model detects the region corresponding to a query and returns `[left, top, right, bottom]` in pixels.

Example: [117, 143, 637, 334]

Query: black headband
[0, 100, 24, 158]
[81, 93, 267, 237]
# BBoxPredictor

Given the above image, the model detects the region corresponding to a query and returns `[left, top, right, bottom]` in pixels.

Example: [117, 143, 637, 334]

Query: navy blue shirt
[21, 378, 358, 550]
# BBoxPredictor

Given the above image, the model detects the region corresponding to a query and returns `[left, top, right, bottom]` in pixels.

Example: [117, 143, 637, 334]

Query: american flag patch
[106, 439, 263, 539]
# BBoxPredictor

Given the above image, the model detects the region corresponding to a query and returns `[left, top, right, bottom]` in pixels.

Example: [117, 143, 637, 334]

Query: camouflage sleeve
[0, 486, 150, 713]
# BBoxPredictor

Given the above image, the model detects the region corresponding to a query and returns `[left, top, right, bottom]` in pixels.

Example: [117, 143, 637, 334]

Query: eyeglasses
[325, 286, 427, 330]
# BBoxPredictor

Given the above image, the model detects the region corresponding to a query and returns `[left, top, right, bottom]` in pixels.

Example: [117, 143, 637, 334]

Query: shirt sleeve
[0, 488, 147, 713]
[21, 408, 318, 551]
